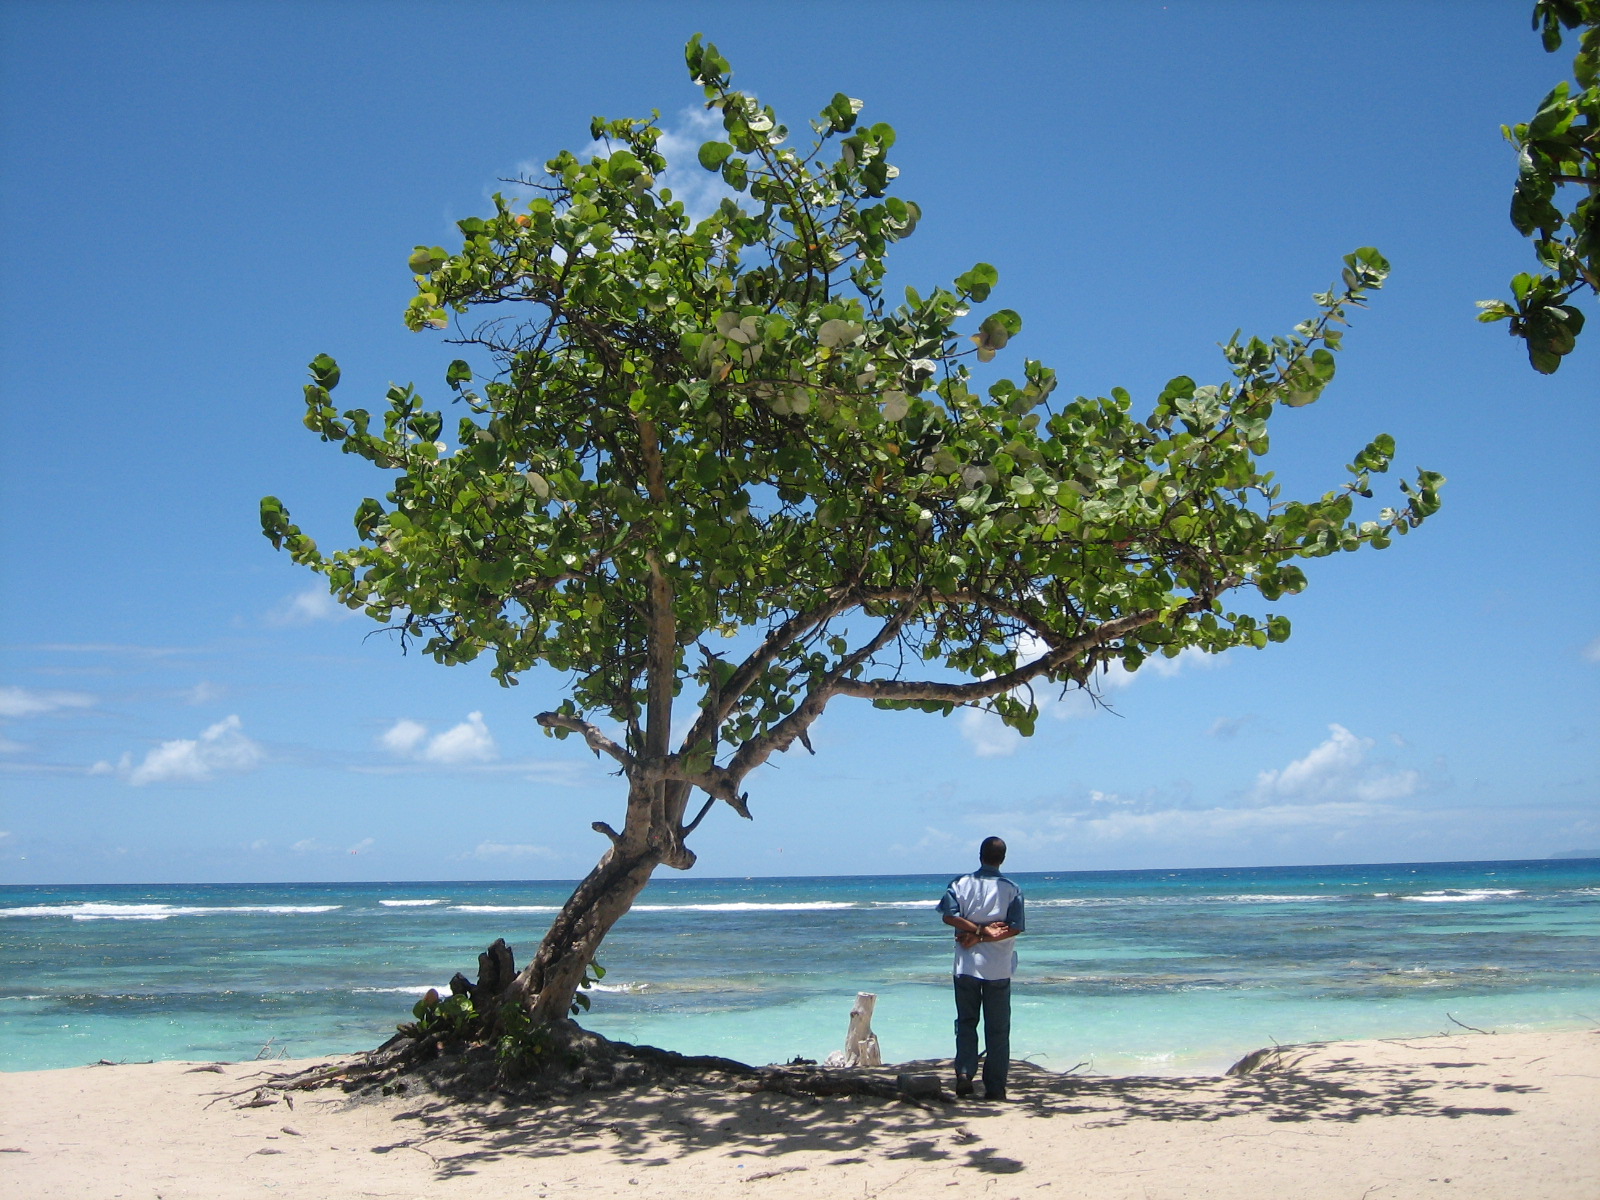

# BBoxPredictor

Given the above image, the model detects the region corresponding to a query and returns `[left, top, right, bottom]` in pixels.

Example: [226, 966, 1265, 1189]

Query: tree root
[210, 941, 946, 1110]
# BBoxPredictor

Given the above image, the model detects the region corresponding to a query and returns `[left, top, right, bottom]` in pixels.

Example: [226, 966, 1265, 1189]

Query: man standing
[937, 836, 1024, 1100]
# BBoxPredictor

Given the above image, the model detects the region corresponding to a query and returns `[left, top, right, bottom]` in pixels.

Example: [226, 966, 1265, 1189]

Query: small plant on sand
[397, 989, 477, 1041]
[494, 1000, 557, 1077]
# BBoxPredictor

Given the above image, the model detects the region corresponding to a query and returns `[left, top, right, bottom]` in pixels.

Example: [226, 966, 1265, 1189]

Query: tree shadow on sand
[357, 1046, 1531, 1182]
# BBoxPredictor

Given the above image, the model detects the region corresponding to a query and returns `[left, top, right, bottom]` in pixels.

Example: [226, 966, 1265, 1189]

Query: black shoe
[954, 1074, 974, 1097]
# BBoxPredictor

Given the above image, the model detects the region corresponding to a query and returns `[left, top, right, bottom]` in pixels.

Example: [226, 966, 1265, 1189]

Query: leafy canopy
[1479, 0, 1598, 373]
[262, 37, 1441, 810]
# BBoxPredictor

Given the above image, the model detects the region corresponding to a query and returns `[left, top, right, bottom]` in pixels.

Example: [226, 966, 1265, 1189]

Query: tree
[262, 38, 1443, 1030]
[1478, 0, 1598, 373]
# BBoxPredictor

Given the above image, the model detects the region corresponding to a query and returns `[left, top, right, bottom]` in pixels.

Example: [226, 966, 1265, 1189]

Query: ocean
[2, 858, 1597, 1076]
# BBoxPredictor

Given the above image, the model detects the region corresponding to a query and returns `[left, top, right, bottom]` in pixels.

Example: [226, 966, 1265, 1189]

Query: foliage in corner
[261, 36, 1443, 1024]
[1479, 0, 1598, 373]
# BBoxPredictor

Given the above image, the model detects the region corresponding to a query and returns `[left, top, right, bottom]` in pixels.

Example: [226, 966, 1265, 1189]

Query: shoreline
[14, 1009, 1599, 1078]
[2, 1027, 1595, 1199]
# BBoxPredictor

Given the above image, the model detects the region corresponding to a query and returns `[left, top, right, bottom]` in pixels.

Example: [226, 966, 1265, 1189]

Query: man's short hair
[979, 836, 1007, 866]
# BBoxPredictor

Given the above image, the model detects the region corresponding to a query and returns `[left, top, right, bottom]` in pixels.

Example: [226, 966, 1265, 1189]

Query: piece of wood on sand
[824, 992, 882, 1068]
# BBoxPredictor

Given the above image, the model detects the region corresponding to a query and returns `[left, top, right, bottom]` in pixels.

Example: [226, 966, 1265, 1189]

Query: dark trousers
[953, 974, 1011, 1096]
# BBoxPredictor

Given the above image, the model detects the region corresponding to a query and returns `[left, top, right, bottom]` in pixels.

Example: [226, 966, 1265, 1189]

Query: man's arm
[978, 888, 1024, 942]
[942, 911, 982, 948]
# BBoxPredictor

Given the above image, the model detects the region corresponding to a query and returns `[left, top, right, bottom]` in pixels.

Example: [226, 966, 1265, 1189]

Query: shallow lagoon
[3, 858, 1596, 1074]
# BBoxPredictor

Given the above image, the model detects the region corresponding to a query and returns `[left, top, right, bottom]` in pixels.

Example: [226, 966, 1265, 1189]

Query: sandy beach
[2, 1028, 1595, 1200]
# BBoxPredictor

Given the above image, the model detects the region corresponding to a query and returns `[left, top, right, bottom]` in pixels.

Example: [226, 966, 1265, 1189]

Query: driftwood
[822, 992, 880, 1068]
[1225, 1044, 1311, 1077]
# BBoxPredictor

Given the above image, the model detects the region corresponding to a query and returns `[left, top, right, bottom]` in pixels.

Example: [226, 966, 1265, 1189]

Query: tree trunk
[504, 776, 694, 1025]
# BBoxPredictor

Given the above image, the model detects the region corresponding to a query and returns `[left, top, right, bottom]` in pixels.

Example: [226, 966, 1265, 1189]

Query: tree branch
[833, 586, 1237, 705]
[535, 712, 635, 770]
[853, 586, 1077, 650]
[680, 794, 717, 837]
[684, 598, 919, 802]
[675, 589, 857, 758]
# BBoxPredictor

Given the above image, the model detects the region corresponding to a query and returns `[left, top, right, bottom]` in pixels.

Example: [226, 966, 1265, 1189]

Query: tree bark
[505, 769, 694, 1024]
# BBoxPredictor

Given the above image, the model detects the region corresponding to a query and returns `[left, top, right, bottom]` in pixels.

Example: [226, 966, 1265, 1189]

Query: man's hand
[982, 922, 1018, 941]
[954, 928, 980, 949]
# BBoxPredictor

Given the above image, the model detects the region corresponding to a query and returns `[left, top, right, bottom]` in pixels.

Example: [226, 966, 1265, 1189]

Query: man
[937, 836, 1024, 1100]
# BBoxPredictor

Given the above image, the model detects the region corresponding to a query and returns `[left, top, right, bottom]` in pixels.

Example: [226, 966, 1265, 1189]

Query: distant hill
[1547, 849, 1600, 860]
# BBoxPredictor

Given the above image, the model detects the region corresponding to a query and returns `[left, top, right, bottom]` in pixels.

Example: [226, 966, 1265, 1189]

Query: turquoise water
[3, 859, 1597, 1075]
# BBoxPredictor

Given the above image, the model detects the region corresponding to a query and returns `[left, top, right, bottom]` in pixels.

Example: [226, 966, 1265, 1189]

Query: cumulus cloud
[379, 712, 497, 765]
[106, 715, 265, 786]
[424, 712, 497, 764]
[0, 686, 95, 718]
[1250, 723, 1420, 805]
[266, 587, 354, 628]
[380, 718, 429, 757]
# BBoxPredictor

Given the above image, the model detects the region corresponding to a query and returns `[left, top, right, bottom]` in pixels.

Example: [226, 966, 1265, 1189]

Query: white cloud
[0, 734, 23, 754]
[466, 840, 556, 861]
[121, 715, 265, 786]
[347, 837, 375, 855]
[423, 713, 496, 764]
[1250, 723, 1420, 805]
[0, 686, 95, 718]
[291, 837, 331, 854]
[267, 587, 354, 628]
[380, 712, 498, 765]
[1583, 635, 1600, 664]
[380, 718, 429, 757]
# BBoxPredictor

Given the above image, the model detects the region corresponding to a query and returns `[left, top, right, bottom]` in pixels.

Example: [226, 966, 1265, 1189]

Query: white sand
[2, 1030, 1596, 1199]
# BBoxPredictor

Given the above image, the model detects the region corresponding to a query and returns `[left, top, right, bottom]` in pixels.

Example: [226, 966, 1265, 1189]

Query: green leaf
[698, 141, 733, 171]
[408, 246, 448, 275]
[954, 262, 1000, 302]
[309, 354, 341, 390]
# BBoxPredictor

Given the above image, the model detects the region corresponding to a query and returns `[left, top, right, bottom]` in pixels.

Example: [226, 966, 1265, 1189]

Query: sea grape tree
[262, 38, 1442, 1026]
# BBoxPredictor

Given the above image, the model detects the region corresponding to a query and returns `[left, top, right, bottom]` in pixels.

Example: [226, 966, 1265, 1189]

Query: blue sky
[1, 1, 1593, 885]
